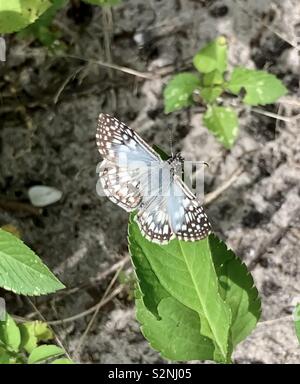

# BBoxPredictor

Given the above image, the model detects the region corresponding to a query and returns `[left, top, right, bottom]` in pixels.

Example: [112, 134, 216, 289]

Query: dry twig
[63, 54, 155, 80]
[251, 108, 300, 122]
[204, 167, 244, 205]
[0, 198, 42, 216]
[56, 254, 130, 297]
[47, 285, 124, 326]
[26, 298, 72, 361]
[73, 266, 123, 355]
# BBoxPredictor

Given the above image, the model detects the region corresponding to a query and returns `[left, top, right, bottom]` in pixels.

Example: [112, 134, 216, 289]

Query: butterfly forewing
[97, 113, 162, 211]
[96, 113, 160, 164]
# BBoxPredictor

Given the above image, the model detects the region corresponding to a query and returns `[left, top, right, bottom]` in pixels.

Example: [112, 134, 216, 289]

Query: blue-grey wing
[135, 164, 175, 243]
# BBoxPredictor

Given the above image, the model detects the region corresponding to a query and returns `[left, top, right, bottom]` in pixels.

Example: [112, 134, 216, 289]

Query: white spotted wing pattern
[96, 113, 211, 243]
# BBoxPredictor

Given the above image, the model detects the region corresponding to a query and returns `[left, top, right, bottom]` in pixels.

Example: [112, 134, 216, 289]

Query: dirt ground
[0, 0, 300, 363]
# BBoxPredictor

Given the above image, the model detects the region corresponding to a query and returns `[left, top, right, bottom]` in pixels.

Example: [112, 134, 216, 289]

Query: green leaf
[208, 236, 261, 346]
[203, 70, 224, 86]
[19, 321, 53, 353]
[129, 217, 231, 362]
[132, 234, 224, 362]
[0, 229, 65, 295]
[19, 324, 37, 354]
[82, 0, 121, 6]
[130, 234, 170, 319]
[193, 36, 227, 74]
[201, 86, 223, 104]
[152, 145, 170, 161]
[27, 321, 53, 342]
[203, 105, 239, 149]
[0, 314, 21, 352]
[294, 303, 300, 344]
[227, 67, 287, 105]
[51, 358, 74, 364]
[0, 348, 12, 364]
[129, 216, 261, 362]
[18, 0, 67, 47]
[164, 73, 201, 113]
[28, 344, 65, 364]
[136, 296, 222, 361]
[0, 0, 52, 33]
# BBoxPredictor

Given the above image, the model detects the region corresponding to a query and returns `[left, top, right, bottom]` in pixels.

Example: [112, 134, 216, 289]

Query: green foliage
[203, 70, 224, 86]
[0, 229, 66, 363]
[19, 321, 53, 353]
[0, 229, 65, 295]
[201, 86, 223, 104]
[0, 314, 21, 353]
[203, 106, 238, 149]
[294, 303, 300, 344]
[28, 344, 65, 364]
[0, 0, 52, 33]
[193, 36, 227, 74]
[227, 67, 287, 105]
[0, 313, 72, 364]
[152, 145, 170, 160]
[164, 73, 201, 113]
[163, 36, 287, 149]
[51, 357, 74, 364]
[128, 215, 261, 363]
[18, 0, 67, 47]
[0, 0, 121, 37]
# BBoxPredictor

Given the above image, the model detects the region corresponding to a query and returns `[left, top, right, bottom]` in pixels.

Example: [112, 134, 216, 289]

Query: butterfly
[96, 113, 211, 244]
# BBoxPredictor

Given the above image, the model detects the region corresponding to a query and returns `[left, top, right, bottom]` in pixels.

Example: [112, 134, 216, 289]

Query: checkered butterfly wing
[96, 113, 162, 212]
[97, 114, 160, 165]
[136, 166, 175, 244]
[168, 175, 211, 241]
[96, 113, 211, 243]
[136, 173, 211, 243]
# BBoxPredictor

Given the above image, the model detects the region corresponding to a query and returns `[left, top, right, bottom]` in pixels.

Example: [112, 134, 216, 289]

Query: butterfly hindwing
[168, 175, 211, 241]
[136, 195, 174, 244]
[99, 160, 142, 212]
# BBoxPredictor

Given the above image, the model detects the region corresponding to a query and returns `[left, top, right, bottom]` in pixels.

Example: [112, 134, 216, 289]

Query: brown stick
[0, 198, 42, 216]
[204, 167, 244, 205]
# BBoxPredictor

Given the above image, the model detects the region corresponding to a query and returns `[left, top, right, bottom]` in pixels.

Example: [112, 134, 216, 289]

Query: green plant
[0, 228, 64, 295]
[0, 0, 53, 33]
[0, 0, 122, 38]
[0, 314, 72, 364]
[164, 36, 287, 149]
[0, 228, 66, 364]
[294, 303, 300, 345]
[118, 270, 136, 302]
[17, 0, 67, 48]
[128, 147, 261, 363]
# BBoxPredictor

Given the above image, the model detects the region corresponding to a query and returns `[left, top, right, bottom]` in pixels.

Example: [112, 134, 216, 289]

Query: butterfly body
[167, 153, 184, 176]
[96, 113, 211, 244]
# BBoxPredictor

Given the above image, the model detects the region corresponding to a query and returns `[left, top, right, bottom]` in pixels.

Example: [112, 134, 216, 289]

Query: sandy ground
[0, 0, 300, 363]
